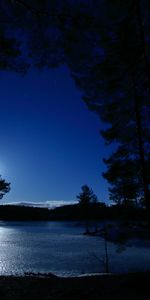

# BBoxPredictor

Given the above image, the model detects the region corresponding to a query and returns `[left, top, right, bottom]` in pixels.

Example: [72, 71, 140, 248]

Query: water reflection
[0, 221, 149, 276]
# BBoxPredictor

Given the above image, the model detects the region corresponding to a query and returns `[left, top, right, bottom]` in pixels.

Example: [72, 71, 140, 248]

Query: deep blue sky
[0, 65, 111, 205]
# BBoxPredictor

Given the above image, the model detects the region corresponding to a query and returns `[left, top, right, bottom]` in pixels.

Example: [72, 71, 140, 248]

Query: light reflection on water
[0, 221, 149, 276]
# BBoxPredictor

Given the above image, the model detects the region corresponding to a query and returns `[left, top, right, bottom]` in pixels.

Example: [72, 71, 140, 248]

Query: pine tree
[103, 147, 142, 206]
[77, 185, 98, 233]
[71, 0, 150, 220]
[77, 184, 97, 206]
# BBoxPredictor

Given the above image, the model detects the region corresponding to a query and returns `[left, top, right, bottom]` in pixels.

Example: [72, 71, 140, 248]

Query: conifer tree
[0, 176, 10, 199]
[77, 185, 98, 233]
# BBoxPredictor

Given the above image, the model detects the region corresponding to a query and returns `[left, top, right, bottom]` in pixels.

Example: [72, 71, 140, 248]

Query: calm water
[0, 221, 149, 276]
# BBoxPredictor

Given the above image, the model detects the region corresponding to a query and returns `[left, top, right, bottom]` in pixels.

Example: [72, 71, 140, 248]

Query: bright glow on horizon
[0, 200, 78, 209]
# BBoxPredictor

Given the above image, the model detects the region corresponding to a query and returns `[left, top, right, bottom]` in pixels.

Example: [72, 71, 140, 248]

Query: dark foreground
[0, 272, 150, 300]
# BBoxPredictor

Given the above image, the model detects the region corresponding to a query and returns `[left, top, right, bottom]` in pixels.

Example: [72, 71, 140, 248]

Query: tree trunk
[104, 228, 109, 273]
[135, 0, 150, 93]
[132, 77, 150, 226]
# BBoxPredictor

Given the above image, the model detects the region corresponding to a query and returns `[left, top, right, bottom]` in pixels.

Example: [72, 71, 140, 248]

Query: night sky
[0, 65, 111, 205]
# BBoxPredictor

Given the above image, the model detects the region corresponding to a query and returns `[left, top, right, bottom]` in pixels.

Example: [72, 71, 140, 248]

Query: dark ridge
[0, 203, 146, 221]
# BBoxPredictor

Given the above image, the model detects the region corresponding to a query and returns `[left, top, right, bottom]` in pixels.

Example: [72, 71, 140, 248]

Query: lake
[0, 221, 149, 276]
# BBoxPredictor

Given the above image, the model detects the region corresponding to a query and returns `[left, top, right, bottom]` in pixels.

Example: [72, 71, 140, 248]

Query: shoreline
[0, 271, 150, 299]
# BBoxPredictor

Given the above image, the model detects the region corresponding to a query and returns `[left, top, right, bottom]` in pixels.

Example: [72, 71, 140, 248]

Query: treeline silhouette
[0, 205, 50, 221]
[49, 204, 146, 221]
[0, 204, 145, 221]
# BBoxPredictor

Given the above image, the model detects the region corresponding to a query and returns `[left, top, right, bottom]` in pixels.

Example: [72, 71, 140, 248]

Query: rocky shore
[0, 272, 150, 300]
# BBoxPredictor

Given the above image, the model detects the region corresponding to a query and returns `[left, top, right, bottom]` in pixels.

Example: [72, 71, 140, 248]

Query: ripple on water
[0, 221, 149, 276]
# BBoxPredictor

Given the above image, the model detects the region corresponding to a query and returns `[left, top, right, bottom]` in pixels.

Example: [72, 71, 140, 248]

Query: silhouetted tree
[77, 185, 97, 205]
[0, 176, 10, 199]
[103, 147, 142, 206]
[77, 185, 98, 233]
[70, 0, 150, 221]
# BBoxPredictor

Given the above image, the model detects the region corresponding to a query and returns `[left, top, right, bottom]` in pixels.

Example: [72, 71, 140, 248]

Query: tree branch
[12, 0, 48, 15]
[11, 0, 72, 19]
